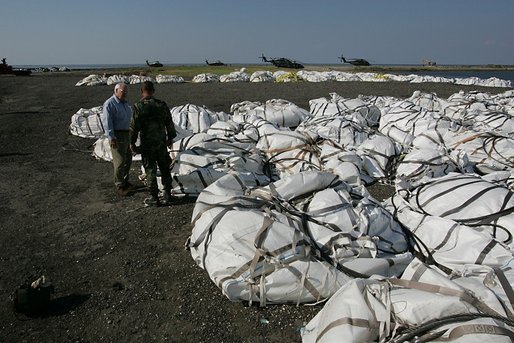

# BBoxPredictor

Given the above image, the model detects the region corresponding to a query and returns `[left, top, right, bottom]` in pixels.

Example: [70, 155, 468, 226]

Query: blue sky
[1, 0, 513, 65]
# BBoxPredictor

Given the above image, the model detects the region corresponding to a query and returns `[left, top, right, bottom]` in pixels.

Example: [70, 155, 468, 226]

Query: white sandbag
[250, 71, 274, 83]
[165, 133, 268, 195]
[319, 142, 364, 186]
[69, 106, 105, 138]
[401, 173, 514, 245]
[129, 75, 154, 84]
[219, 70, 249, 83]
[230, 100, 262, 116]
[395, 147, 471, 190]
[301, 116, 370, 147]
[297, 70, 334, 82]
[309, 93, 381, 127]
[92, 136, 112, 161]
[244, 99, 310, 128]
[189, 171, 412, 305]
[449, 132, 514, 173]
[205, 120, 240, 137]
[357, 135, 397, 178]
[192, 73, 220, 83]
[302, 259, 514, 343]
[473, 111, 514, 135]
[386, 194, 513, 270]
[170, 104, 230, 133]
[274, 71, 300, 82]
[155, 74, 185, 84]
[92, 136, 141, 162]
[106, 75, 129, 85]
[408, 91, 446, 111]
[75, 74, 107, 86]
[379, 101, 446, 148]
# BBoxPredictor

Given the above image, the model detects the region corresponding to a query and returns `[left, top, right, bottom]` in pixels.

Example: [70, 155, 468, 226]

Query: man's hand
[110, 139, 118, 150]
[166, 139, 173, 148]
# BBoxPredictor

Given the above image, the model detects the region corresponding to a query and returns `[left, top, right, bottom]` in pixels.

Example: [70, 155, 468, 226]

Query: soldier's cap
[141, 81, 155, 92]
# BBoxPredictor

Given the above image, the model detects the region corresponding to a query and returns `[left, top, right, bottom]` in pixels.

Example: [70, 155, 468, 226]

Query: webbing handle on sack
[387, 278, 504, 319]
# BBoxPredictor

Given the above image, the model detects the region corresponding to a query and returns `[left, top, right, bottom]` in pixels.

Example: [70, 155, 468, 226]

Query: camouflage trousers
[111, 131, 132, 189]
[142, 147, 172, 196]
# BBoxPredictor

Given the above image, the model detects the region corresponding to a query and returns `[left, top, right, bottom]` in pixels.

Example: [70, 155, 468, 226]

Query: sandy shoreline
[0, 74, 512, 342]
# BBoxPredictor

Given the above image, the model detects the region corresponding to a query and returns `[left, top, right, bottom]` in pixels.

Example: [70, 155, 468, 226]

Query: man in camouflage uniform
[129, 81, 176, 206]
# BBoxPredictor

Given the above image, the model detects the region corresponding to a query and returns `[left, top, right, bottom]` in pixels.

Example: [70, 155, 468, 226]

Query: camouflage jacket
[130, 96, 176, 150]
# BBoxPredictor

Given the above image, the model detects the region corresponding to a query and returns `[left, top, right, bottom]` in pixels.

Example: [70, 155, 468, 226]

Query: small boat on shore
[1, 58, 31, 76]
[146, 60, 163, 67]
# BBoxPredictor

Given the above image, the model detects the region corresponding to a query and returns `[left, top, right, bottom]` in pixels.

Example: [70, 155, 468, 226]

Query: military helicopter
[260, 54, 304, 69]
[205, 59, 226, 66]
[339, 54, 370, 66]
[146, 60, 163, 67]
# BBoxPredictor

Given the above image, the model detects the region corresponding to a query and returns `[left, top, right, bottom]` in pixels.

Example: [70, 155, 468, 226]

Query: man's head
[141, 81, 155, 97]
[114, 83, 128, 102]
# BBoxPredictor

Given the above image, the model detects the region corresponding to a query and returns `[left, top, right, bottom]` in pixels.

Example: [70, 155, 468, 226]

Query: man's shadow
[46, 293, 91, 317]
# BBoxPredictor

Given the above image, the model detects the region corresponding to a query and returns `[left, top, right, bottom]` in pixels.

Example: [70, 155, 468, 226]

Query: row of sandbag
[297, 70, 512, 88]
[75, 74, 185, 86]
[74, 70, 299, 86]
[70, 89, 514, 194]
[377, 90, 514, 191]
[75, 70, 512, 87]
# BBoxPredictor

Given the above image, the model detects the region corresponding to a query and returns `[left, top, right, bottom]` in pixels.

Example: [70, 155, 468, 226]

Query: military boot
[144, 194, 161, 207]
[163, 190, 174, 205]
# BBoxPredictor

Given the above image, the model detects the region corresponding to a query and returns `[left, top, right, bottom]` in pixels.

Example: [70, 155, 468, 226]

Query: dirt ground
[0, 72, 510, 342]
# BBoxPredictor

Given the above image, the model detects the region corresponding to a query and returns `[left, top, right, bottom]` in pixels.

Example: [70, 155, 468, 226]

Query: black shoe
[163, 191, 174, 205]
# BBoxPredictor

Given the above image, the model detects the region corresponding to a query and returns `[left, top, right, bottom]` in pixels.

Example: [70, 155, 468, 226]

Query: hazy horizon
[2, 0, 513, 66]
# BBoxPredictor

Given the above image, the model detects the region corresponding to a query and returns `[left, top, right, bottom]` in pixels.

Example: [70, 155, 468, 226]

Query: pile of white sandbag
[75, 70, 512, 88]
[75, 74, 107, 86]
[302, 257, 514, 342]
[250, 71, 275, 82]
[155, 74, 184, 84]
[219, 70, 250, 83]
[189, 171, 412, 305]
[69, 88, 514, 341]
[192, 73, 220, 83]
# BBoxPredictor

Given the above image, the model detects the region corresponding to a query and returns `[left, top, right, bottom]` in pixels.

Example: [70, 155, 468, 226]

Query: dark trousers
[142, 147, 172, 196]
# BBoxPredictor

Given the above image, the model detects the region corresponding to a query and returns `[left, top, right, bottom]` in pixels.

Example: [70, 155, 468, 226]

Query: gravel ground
[0, 72, 510, 342]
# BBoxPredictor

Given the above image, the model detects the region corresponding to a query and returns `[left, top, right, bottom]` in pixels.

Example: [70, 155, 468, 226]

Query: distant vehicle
[0, 58, 31, 76]
[260, 54, 304, 69]
[205, 59, 226, 66]
[146, 60, 163, 67]
[339, 54, 370, 66]
[422, 59, 437, 66]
